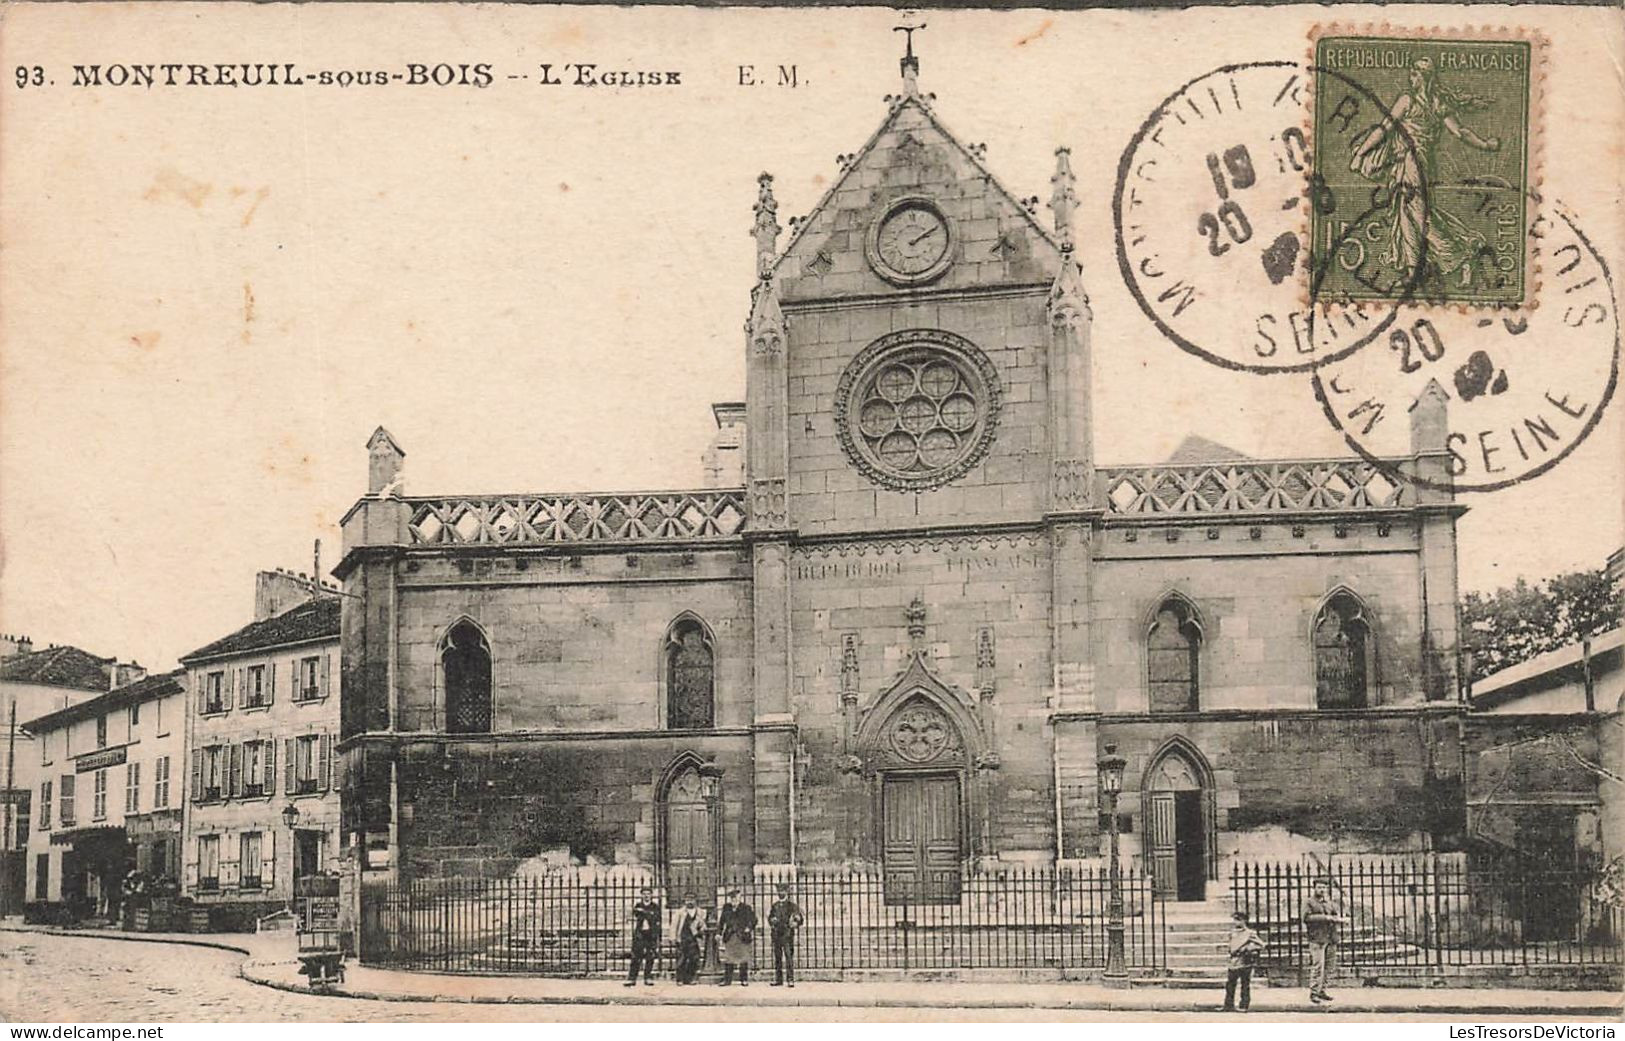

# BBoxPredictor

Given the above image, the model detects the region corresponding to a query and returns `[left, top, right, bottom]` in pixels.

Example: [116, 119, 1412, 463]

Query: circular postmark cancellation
[1312, 198, 1618, 493]
[1114, 61, 1434, 375]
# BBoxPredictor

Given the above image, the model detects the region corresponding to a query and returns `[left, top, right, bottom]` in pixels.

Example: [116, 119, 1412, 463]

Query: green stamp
[1312, 33, 1534, 307]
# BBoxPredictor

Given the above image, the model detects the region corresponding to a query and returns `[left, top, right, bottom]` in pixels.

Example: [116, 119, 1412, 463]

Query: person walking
[767, 882, 805, 987]
[673, 894, 705, 985]
[716, 887, 756, 986]
[1221, 911, 1265, 1012]
[625, 886, 662, 986]
[1303, 877, 1349, 1004]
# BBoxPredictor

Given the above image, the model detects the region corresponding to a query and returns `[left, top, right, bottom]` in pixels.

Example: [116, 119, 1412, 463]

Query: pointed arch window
[665, 618, 715, 730]
[442, 620, 492, 734]
[1148, 597, 1201, 713]
[1315, 593, 1373, 709]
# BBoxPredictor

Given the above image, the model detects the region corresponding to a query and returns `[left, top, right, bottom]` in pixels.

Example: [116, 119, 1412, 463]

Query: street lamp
[282, 802, 301, 830]
[282, 803, 301, 911]
[1098, 745, 1128, 988]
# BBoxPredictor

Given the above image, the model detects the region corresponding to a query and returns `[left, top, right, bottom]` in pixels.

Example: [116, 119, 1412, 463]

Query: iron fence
[365, 867, 1165, 976]
[1231, 858, 1622, 980]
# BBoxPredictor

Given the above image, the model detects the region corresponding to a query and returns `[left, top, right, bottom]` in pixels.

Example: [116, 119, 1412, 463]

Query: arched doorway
[1144, 742, 1213, 901]
[875, 696, 966, 904]
[659, 757, 720, 905]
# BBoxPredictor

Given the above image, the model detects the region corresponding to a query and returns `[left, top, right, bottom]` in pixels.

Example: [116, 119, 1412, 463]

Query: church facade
[334, 57, 1468, 904]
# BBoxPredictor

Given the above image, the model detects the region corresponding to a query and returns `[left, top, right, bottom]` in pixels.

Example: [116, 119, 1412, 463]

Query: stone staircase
[1133, 897, 1236, 989]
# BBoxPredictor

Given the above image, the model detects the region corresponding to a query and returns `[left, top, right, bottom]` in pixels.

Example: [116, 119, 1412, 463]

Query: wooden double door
[882, 773, 963, 904]
[1148, 789, 1207, 902]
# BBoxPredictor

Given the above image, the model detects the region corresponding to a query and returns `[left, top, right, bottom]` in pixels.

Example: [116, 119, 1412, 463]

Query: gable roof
[769, 91, 1062, 279]
[180, 596, 341, 664]
[1166, 435, 1253, 464]
[21, 670, 185, 735]
[0, 644, 113, 692]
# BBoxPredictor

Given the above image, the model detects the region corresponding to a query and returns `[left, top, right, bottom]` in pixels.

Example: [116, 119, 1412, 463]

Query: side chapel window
[442, 620, 493, 734]
[1314, 593, 1373, 709]
[665, 618, 715, 730]
[1148, 598, 1202, 713]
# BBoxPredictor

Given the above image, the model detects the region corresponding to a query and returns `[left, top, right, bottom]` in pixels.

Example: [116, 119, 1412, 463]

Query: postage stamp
[1310, 29, 1541, 309]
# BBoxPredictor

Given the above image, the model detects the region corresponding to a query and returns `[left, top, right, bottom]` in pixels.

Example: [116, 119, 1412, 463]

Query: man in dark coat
[717, 887, 757, 986]
[626, 886, 662, 986]
[767, 882, 805, 987]
[673, 894, 705, 985]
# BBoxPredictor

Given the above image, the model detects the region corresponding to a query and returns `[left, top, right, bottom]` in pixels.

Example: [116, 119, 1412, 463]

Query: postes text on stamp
[1312, 31, 1536, 309]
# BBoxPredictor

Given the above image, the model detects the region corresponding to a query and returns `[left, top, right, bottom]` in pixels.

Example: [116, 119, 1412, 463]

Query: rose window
[835, 330, 1001, 491]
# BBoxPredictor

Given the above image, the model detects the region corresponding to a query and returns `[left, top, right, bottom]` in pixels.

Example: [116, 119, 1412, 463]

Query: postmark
[1114, 61, 1432, 375]
[1312, 197, 1617, 493]
[1310, 29, 1541, 309]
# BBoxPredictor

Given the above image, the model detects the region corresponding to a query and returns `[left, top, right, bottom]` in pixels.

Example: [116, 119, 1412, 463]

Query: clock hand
[908, 226, 940, 247]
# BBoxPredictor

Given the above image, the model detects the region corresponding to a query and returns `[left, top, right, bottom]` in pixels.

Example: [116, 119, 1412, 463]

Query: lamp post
[1099, 746, 1128, 988]
[282, 803, 300, 909]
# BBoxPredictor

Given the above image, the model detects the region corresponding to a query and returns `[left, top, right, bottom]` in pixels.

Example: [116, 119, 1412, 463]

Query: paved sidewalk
[239, 957, 1624, 1016]
[3, 921, 288, 962]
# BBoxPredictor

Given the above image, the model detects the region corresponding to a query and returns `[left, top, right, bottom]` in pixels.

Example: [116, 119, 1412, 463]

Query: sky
[1, 4, 1620, 671]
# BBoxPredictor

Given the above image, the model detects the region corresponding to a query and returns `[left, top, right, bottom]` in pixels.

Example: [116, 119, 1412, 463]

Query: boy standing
[1223, 911, 1265, 1012]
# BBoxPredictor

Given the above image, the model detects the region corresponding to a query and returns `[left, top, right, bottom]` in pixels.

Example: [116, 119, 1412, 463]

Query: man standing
[717, 887, 757, 986]
[767, 882, 805, 988]
[1221, 911, 1265, 1012]
[1303, 877, 1347, 1004]
[673, 894, 705, 985]
[626, 886, 662, 986]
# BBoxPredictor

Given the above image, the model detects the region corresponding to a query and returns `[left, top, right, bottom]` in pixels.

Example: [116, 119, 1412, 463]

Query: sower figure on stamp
[673, 894, 705, 985]
[625, 886, 662, 986]
[1220, 911, 1266, 1012]
[1303, 877, 1350, 1004]
[767, 882, 805, 988]
[716, 887, 756, 986]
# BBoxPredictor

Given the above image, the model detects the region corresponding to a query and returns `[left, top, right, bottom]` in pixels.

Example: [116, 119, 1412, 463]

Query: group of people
[625, 883, 805, 988]
[626, 876, 1350, 1009]
[1222, 877, 1349, 1012]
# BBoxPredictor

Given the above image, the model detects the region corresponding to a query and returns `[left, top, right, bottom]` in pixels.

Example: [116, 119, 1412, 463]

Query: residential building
[334, 50, 1475, 911]
[179, 569, 340, 929]
[20, 671, 185, 917]
[1, 636, 143, 912]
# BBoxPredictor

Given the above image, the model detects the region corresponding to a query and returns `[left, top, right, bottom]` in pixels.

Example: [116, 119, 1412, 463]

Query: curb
[233, 963, 1624, 1016]
[0, 925, 251, 958]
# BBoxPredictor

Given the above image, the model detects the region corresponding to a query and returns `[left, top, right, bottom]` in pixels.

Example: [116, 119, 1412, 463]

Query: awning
[50, 825, 125, 847]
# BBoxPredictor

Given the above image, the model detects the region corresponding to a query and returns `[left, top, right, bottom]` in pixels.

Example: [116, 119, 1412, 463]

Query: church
[333, 46, 1469, 908]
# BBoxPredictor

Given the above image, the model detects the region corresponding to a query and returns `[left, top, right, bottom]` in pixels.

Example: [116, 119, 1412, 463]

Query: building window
[125, 762, 141, 814]
[1148, 597, 1202, 714]
[34, 853, 48, 902]
[241, 740, 275, 797]
[96, 715, 107, 749]
[92, 769, 108, 821]
[245, 665, 269, 708]
[297, 656, 321, 701]
[1315, 591, 1374, 709]
[154, 697, 164, 736]
[198, 835, 220, 891]
[665, 617, 715, 730]
[204, 671, 227, 714]
[154, 756, 170, 809]
[203, 746, 224, 801]
[441, 621, 492, 735]
[39, 781, 51, 830]
[129, 702, 140, 728]
[291, 734, 328, 794]
[58, 775, 74, 827]
[39, 732, 50, 767]
[240, 832, 262, 890]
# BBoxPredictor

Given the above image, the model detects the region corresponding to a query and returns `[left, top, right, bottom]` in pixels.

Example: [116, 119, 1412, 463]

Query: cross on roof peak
[893, 11, 926, 94]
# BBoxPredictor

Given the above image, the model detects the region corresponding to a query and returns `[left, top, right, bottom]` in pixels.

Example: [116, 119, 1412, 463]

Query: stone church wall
[786, 531, 1055, 866]
[1092, 522, 1431, 712]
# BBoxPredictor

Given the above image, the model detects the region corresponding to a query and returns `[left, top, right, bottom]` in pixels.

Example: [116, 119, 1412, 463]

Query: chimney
[702, 402, 747, 488]
[0, 634, 32, 658]
[255, 569, 315, 621]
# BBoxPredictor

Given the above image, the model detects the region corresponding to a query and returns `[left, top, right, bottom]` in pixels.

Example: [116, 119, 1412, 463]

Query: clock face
[871, 202, 951, 282]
